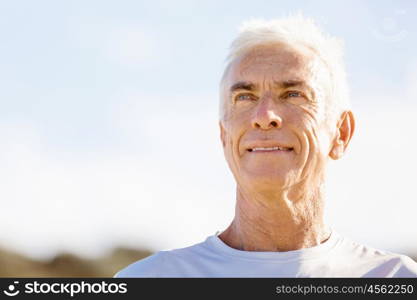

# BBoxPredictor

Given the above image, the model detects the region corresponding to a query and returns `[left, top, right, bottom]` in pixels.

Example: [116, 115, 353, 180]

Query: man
[115, 15, 417, 277]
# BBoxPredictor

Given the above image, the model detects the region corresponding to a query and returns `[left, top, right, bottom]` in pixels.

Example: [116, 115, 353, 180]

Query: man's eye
[285, 91, 302, 98]
[236, 94, 256, 101]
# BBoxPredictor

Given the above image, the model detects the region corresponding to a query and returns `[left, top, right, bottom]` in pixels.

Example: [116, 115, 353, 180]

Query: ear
[329, 110, 355, 160]
[219, 121, 226, 148]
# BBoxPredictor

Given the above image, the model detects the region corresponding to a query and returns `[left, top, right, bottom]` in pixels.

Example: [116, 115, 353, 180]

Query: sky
[0, 0, 416, 260]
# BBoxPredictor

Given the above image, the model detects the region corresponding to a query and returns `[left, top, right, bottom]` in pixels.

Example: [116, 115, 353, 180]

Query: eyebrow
[229, 81, 256, 93]
[229, 80, 315, 99]
[279, 80, 306, 89]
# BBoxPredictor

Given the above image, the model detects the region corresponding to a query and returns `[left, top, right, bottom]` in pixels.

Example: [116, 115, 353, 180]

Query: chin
[240, 169, 293, 190]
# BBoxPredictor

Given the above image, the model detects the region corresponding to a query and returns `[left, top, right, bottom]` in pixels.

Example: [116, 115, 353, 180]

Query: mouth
[247, 146, 294, 153]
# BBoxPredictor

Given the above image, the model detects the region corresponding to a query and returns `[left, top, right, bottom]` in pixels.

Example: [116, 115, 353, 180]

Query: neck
[219, 181, 330, 252]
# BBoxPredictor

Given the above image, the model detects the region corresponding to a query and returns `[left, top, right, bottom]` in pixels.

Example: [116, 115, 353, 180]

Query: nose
[251, 96, 283, 130]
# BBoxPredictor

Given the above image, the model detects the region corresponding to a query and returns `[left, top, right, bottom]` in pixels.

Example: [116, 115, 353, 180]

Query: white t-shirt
[114, 231, 417, 277]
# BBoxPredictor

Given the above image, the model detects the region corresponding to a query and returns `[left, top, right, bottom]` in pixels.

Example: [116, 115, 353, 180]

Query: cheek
[286, 105, 317, 133]
[286, 106, 328, 152]
[223, 123, 243, 160]
[225, 108, 250, 139]
[302, 119, 333, 157]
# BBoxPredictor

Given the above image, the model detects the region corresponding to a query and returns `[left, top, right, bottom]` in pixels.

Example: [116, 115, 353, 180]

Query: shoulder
[336, 236, 417, 277]
[373, 253, 417, 277]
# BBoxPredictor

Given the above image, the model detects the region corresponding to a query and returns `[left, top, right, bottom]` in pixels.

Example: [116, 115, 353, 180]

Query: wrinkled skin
[218, 44, 355, 251]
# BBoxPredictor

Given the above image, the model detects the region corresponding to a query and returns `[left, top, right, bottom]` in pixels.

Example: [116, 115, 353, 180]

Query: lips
[246, 142, 294, 153]
[249, 146, 293, 152]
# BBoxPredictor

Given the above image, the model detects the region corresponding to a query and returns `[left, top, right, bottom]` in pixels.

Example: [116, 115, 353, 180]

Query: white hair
[219, 14, 350, 121]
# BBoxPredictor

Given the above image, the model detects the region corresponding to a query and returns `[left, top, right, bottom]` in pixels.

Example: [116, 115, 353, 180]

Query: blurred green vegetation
[0, 247, 152, 277]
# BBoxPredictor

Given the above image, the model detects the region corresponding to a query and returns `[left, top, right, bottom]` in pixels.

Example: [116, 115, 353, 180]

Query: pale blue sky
[1, 0, 416, 259]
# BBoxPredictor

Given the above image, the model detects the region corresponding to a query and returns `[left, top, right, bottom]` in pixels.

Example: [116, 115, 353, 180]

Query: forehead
[226, 44, 324, 85]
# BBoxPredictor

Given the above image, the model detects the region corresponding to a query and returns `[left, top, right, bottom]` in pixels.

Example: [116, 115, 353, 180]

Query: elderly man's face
[220, 44, 338, 191]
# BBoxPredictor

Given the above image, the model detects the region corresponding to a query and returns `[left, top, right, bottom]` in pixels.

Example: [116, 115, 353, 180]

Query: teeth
[252, 146, 289, 151]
